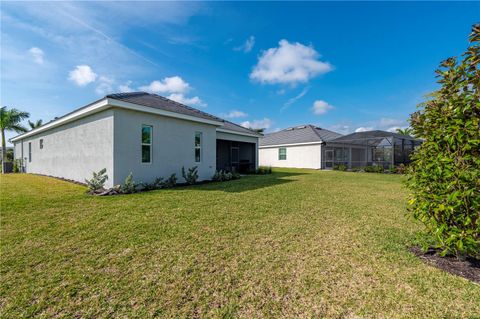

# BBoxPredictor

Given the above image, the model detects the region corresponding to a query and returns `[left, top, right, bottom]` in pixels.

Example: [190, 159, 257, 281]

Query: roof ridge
[222, 120, 263, 136]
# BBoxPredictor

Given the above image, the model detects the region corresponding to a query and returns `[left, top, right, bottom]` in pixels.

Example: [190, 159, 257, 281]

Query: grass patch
[1, 170, 479, 318]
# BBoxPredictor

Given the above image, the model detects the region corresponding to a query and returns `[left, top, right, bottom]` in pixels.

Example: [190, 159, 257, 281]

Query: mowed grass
[1, 170, 479, 318]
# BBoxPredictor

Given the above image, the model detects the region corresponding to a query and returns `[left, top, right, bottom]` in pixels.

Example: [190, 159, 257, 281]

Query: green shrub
[333, 164, 347, 171]
[121, 172, 138, 194]
[12, 159, 21, 173]
[396, 164, 407, 174]
[350, 167, 362, 172]
[212, 170, 241, 182]
[406, 25, 480, 258]
[364, 165, 385, 173]
[182, 166, 198, 185]
[141, 177, 163, 191]
[162, 174, 177, 188]
[256, 166, 272, 175]
[388, 165, 396, 174]
[85, 168, 108, 193]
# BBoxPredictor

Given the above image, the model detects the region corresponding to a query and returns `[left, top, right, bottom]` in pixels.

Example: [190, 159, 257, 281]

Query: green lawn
[1, 170, 479, 318]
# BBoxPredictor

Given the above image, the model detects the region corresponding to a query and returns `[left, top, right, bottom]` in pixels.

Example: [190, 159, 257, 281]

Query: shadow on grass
[181, 171, 307, 193]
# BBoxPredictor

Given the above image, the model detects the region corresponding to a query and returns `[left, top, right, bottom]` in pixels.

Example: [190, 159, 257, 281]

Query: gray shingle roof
[108, 92, 261, 136]
[107, 92, 224, 123]
[220, 120, 263, 136]
[259, 124, 343, 146]
[331, 130, 418, 143]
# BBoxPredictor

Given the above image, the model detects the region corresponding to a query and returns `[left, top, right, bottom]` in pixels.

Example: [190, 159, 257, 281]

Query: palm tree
[396, 127, 413, 136]
[28, 119, 43, 130]
[0, 107, 29, 173]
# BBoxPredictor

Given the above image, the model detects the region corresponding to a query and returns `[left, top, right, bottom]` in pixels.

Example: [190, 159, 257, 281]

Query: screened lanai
[322, 130, 422, 169]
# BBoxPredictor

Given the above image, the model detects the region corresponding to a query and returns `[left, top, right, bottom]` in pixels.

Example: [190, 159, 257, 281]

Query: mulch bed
[410, 246, 480, 284]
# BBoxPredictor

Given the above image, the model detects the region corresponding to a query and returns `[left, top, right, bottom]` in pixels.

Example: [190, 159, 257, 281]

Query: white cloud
[234, 36, 255, 53]
[95, 76, 114, 95]
[118, 81, 134, 93]
[222, 110, 248, 119]
[68, 65, 97, 86]
[386, 126, 402, 133]
[379, 118, 404, 127]
[139, 76, 206, 107]
[28, 47, 44, 64]
[139, 76, 190, 94]
[355, 127, 374, 133]
[241, 118, 273, 130]
[250, 39, 332, 85]
[311, 100, 334, 115]
[167, 93, 206, 108]
[282, 87, 309, 110]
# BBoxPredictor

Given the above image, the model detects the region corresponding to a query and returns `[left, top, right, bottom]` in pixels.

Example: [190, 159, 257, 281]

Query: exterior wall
[259, 144, 322, 169]
[216, 131, 259, 169]
[113, 108, 217, 185]
[13, 110, 114, 186]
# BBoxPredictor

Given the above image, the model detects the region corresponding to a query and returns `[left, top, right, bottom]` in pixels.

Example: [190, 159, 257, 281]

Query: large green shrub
[406, 25, 480, 258]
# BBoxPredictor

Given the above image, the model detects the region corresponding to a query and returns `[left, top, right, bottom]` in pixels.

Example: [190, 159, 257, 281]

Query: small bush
[388, 165, 397, 174]
[333, 164, 347, 171]
[256, 166, 272, 175]
[141, 177, 163, 191]
[12, 159, 21, 173]
[396, 164, 407, 174]
[162, 174, 177, 188]
[85, 168, 108, 193]
[121, 172, 138, 194]
[212, 170, 241, 182]
[364, 165, 384, 173]
[350, 167, 362, 172]
[182, 166, 198, 185]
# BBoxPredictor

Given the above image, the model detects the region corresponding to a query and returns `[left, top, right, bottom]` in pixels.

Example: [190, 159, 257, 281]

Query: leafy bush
[256, 166, 272, 175]
[396, 164, 407, 174]
[333, 164, 347, 171]
[212, 170, 241, 182]
[406, 25, 480, 258]
[388, 165, 397, 174]
[364, 165, 384, 173]
[121, 172, 138, 194]
[12, 159, 21, 173]
[350, 167, 362, 172]
[141, 177, 163, 191]
[85, 168, 108, 193]
[182, 166, 198, 185]
[162, 174, 177, 188]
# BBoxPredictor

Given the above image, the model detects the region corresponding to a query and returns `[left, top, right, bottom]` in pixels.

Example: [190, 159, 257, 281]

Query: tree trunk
[1, 129, 6, 174]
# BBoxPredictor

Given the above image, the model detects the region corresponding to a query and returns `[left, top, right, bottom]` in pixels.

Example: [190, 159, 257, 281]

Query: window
[39, 139, 44, 149]
[278, 147, 287, 160]
[141, 125, 152, 163]
[195, 132, 202, 162]
[28, 142, 32, 162]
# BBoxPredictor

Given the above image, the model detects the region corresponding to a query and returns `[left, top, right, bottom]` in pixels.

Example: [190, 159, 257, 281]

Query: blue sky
[1, 1, 478, 143]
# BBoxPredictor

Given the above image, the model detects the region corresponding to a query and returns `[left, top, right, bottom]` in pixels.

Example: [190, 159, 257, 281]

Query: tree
[396, 127, 413, 136]
[28, 119, 43, 130]
[406, 25, 480, 258]
[0, 107, 29, 173]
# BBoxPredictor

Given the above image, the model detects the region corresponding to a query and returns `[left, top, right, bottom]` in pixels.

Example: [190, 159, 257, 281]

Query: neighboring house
[259, 125, 342, 169]
[259, 124, 422, 169]
[10, 92, 261, 187]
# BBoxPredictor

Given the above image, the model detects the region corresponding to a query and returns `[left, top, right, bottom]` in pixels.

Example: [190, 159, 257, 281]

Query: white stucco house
[259, 125, 342, 169]
[259, 124, 421, 169]
[11, 92, 261, 188]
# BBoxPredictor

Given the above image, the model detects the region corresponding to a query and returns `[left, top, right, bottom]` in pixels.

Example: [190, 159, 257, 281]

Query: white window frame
[278, 147, 287, 160]
[141, 125, 152, 164]
[195, 132, 202, 163]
